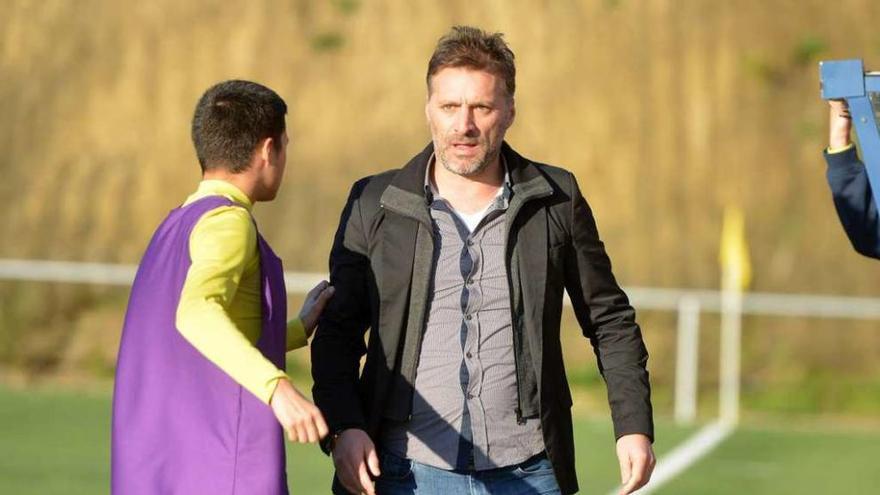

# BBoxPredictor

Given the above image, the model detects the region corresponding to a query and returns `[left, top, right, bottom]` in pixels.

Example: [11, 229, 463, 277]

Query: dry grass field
[2, 0, 880, 420]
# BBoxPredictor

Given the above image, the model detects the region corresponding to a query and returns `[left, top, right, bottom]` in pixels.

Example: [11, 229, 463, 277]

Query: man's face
[426, 67, 515, 177]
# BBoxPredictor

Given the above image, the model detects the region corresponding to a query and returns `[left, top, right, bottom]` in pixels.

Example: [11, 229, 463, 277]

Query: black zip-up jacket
[312, 142, 653, 494]
[825, 145, 880, 259]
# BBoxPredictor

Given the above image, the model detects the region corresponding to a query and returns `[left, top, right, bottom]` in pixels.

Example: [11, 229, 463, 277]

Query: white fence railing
[4, 259, 880, 318]
[3, 258, 879, 425]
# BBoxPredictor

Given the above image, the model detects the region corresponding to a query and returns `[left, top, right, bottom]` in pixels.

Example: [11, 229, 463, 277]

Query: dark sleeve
[311, 179, 373, 433]
[562, 172, 654, 442]
[825, 146, 880, 259]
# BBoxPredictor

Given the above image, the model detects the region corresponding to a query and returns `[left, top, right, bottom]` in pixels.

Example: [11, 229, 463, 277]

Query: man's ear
[260, 137, 274, 163]
[507, 100, 516, 129]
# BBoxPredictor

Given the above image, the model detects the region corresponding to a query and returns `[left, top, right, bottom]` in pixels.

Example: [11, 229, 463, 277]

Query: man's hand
[269, 378, 329, 443]
[299, 280, 335, 338]
[616, 433, 656, 495]
[332, 428, 381, 495]
[829, 99, 853, 150]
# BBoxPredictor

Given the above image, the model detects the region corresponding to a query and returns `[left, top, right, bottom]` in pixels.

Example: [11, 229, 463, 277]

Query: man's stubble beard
[437, 139, 501, 178]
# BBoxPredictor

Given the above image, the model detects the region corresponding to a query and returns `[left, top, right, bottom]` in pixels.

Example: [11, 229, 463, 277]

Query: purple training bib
[112, 195, 289, 494]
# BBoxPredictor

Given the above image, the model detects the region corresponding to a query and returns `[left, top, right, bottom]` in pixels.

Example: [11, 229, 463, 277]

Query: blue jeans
[374, 451, 562, 495]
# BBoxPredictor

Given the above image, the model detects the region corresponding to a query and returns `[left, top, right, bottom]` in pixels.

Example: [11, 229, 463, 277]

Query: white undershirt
[452, 192, 503, 232]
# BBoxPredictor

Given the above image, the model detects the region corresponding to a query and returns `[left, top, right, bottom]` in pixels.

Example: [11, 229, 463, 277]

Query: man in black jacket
[312, 26, 654, 495]
[824, 99, 880, 258]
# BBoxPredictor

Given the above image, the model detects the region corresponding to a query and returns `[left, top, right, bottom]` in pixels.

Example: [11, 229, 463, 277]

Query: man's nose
[453, 107, 478, 135]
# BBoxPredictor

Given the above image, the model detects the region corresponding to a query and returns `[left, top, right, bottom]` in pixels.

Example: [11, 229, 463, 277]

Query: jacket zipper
[506, 241, 527, 425]
[379, 202, 434, 421]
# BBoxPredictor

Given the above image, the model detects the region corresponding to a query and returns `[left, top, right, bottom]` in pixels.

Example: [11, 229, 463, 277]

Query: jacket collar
[380, 142, 553, 224]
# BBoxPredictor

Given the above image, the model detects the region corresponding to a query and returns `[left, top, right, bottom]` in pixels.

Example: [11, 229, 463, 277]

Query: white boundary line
[605, 421, 735, 495]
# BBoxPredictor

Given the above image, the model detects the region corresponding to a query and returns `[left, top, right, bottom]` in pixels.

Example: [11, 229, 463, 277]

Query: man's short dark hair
[191, 80, 287, 173]
[427, 26, 516, 98]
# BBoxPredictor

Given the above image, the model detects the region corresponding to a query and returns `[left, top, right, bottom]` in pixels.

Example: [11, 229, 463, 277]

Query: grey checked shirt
[381, 158, 545, 470]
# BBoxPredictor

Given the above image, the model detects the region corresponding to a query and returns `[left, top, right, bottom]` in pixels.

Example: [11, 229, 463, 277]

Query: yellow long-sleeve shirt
[174, 180, 307, 405]
[828, 143, 855, 154]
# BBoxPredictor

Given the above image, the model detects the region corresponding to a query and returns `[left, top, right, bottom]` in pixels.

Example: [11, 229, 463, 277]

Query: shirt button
[465, 314, 472, 321]
[466, 352, 473, 359]
[467, 278, 474, 285]
[467, 393, 474, 400]
[467, 240, 474, 246]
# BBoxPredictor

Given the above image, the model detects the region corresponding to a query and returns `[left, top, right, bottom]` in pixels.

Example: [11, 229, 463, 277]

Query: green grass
[655, 426, 880, 495]
[1, 385, 877, 494]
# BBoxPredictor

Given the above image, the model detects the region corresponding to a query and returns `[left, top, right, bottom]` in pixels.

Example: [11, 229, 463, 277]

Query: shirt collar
[194, 179, 254, 210]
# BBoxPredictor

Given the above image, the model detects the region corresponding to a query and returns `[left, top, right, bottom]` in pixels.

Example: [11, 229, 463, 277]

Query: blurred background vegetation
[2, 0, 880, 428]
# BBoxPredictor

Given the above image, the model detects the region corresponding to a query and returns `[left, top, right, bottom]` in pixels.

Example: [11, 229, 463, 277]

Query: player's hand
[828, 99, 853, 150]
[332, 428, 380, 495]
[616, 433, 656, 495]
[269, 378, 329, 443]
[298, 280, 334, 338]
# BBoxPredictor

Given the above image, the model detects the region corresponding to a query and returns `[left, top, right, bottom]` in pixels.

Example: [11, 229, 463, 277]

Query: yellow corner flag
[719, 206, 752, 291]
